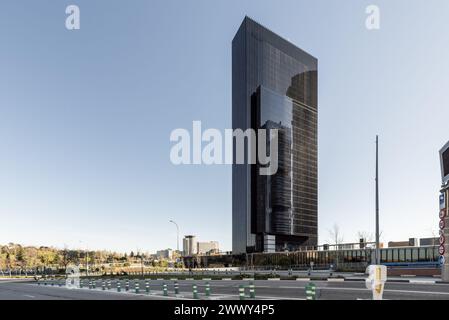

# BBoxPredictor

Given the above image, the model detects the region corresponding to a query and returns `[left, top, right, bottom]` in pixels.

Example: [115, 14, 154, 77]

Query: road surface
[1, 278, 449, 300]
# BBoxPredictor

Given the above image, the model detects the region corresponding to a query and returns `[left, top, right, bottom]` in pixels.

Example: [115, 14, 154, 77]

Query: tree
[328, 224, 344, 270]
[328, 224, 344, 248]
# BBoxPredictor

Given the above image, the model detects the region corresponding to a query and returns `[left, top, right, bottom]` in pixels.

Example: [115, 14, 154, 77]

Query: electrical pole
[375, 135, 380, 265]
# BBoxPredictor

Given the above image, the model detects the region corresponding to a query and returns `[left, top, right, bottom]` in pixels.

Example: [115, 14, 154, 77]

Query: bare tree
[328, 224, 344, 248]
[328, 224, 344, 270]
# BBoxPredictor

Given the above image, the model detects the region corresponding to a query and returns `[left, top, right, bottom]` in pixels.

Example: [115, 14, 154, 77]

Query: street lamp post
[169, 220, 180, 252]
[375, 135, 380, 265]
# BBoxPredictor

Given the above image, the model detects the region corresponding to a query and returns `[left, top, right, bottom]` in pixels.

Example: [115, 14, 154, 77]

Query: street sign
[440, 209, 447, 219]
[440, 235, 446, 245]
[439, 245, 446, 256]
[440, 256, 446, 266]
[440, 219, 446, 230]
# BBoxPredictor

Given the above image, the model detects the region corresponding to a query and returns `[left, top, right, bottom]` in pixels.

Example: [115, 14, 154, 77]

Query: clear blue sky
[1, 0, 448, 253]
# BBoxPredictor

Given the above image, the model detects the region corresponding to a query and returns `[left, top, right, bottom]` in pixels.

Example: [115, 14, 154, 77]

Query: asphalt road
[2, 278, 449, 300]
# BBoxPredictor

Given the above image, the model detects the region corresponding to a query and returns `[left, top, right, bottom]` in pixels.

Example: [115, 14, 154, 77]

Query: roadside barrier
[305, 283, 317, 300]
[239, 285, 245, 300]
[205, 282, 210, 297]
[145, 280, 150, 294]
[249, 281, 255, 299]
[193, 284, 198, 299]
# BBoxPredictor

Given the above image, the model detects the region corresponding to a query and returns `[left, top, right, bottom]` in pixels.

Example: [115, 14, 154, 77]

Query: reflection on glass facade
[443, 149, 449, 178]
[232, 17, 318, 253]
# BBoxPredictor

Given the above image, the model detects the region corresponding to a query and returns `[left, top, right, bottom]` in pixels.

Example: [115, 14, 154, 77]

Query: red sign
[440, 235, 446, 245]
[439, 245, 445, 256]
[440, 219, 446, 230]
[440, 209, 447, 219]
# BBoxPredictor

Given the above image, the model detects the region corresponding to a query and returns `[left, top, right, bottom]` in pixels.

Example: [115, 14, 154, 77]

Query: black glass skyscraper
[232, 17, 318, 253]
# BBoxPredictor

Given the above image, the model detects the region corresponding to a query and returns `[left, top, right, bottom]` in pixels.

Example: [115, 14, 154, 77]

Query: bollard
[117, 280, 121, 292]
[305, 283, 317, 300]
[205, 282, 210, 297]
[88, 280, 92, 289]
[135, 282, 140, 294]
[145, 280, 150, 294]
[102, 280, 106, 290]
[174, 281, 179, 295]
[92, 279, 96, 289]
[239, 285, 245, 300]
[59, 280, 62, 287]
[107, 279, 111, 290]
[163, 283, 168, 296]
[125, 279, 129, 291]
[249, 281, 255, 299]
[193, 284, 198, 299]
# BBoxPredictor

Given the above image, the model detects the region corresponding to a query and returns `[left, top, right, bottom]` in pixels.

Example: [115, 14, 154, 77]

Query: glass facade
[443, 148, 449, 177]
[232, 17, 318, 253]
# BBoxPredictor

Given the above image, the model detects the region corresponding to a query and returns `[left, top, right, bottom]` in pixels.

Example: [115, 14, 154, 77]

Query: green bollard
[88, 280, 92, 289]
[145, 280, 150, 294]
[102, 280, 106, 290]
[163, 283, 168, 296]
[117, 280, 121, 292]
[239, 285, 245, 300]
[125, 279, 129, 291]
[249, 281, 255, 299]
[205, 282, 211, 297]
[305, 283, 317, 300]
[135, 282, 140, 294]
[107, 280, 111, 290]
[193, 284, 198, 299]
[174, 281, 179, 295]
[92, 279, 96, 289]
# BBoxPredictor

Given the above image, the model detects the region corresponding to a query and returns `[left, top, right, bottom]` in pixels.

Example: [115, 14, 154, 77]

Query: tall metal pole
[375, 135, 380, 265]
[169, 220, 180, 252]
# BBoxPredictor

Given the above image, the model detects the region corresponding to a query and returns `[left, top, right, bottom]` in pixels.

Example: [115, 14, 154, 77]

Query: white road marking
[23, 295, 35, 298]
[318, 286, 449, 295]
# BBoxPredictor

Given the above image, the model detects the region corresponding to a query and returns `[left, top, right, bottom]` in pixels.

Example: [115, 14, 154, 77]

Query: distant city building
[197, 241, 219, 255]
[388, 238, 434, 248]
[183, 235, 197, 256]
[388, 241, 410, 248]
[156, 249, 173, 260]
[419, 237, 439, 246]
[232, 17, 318, 254]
